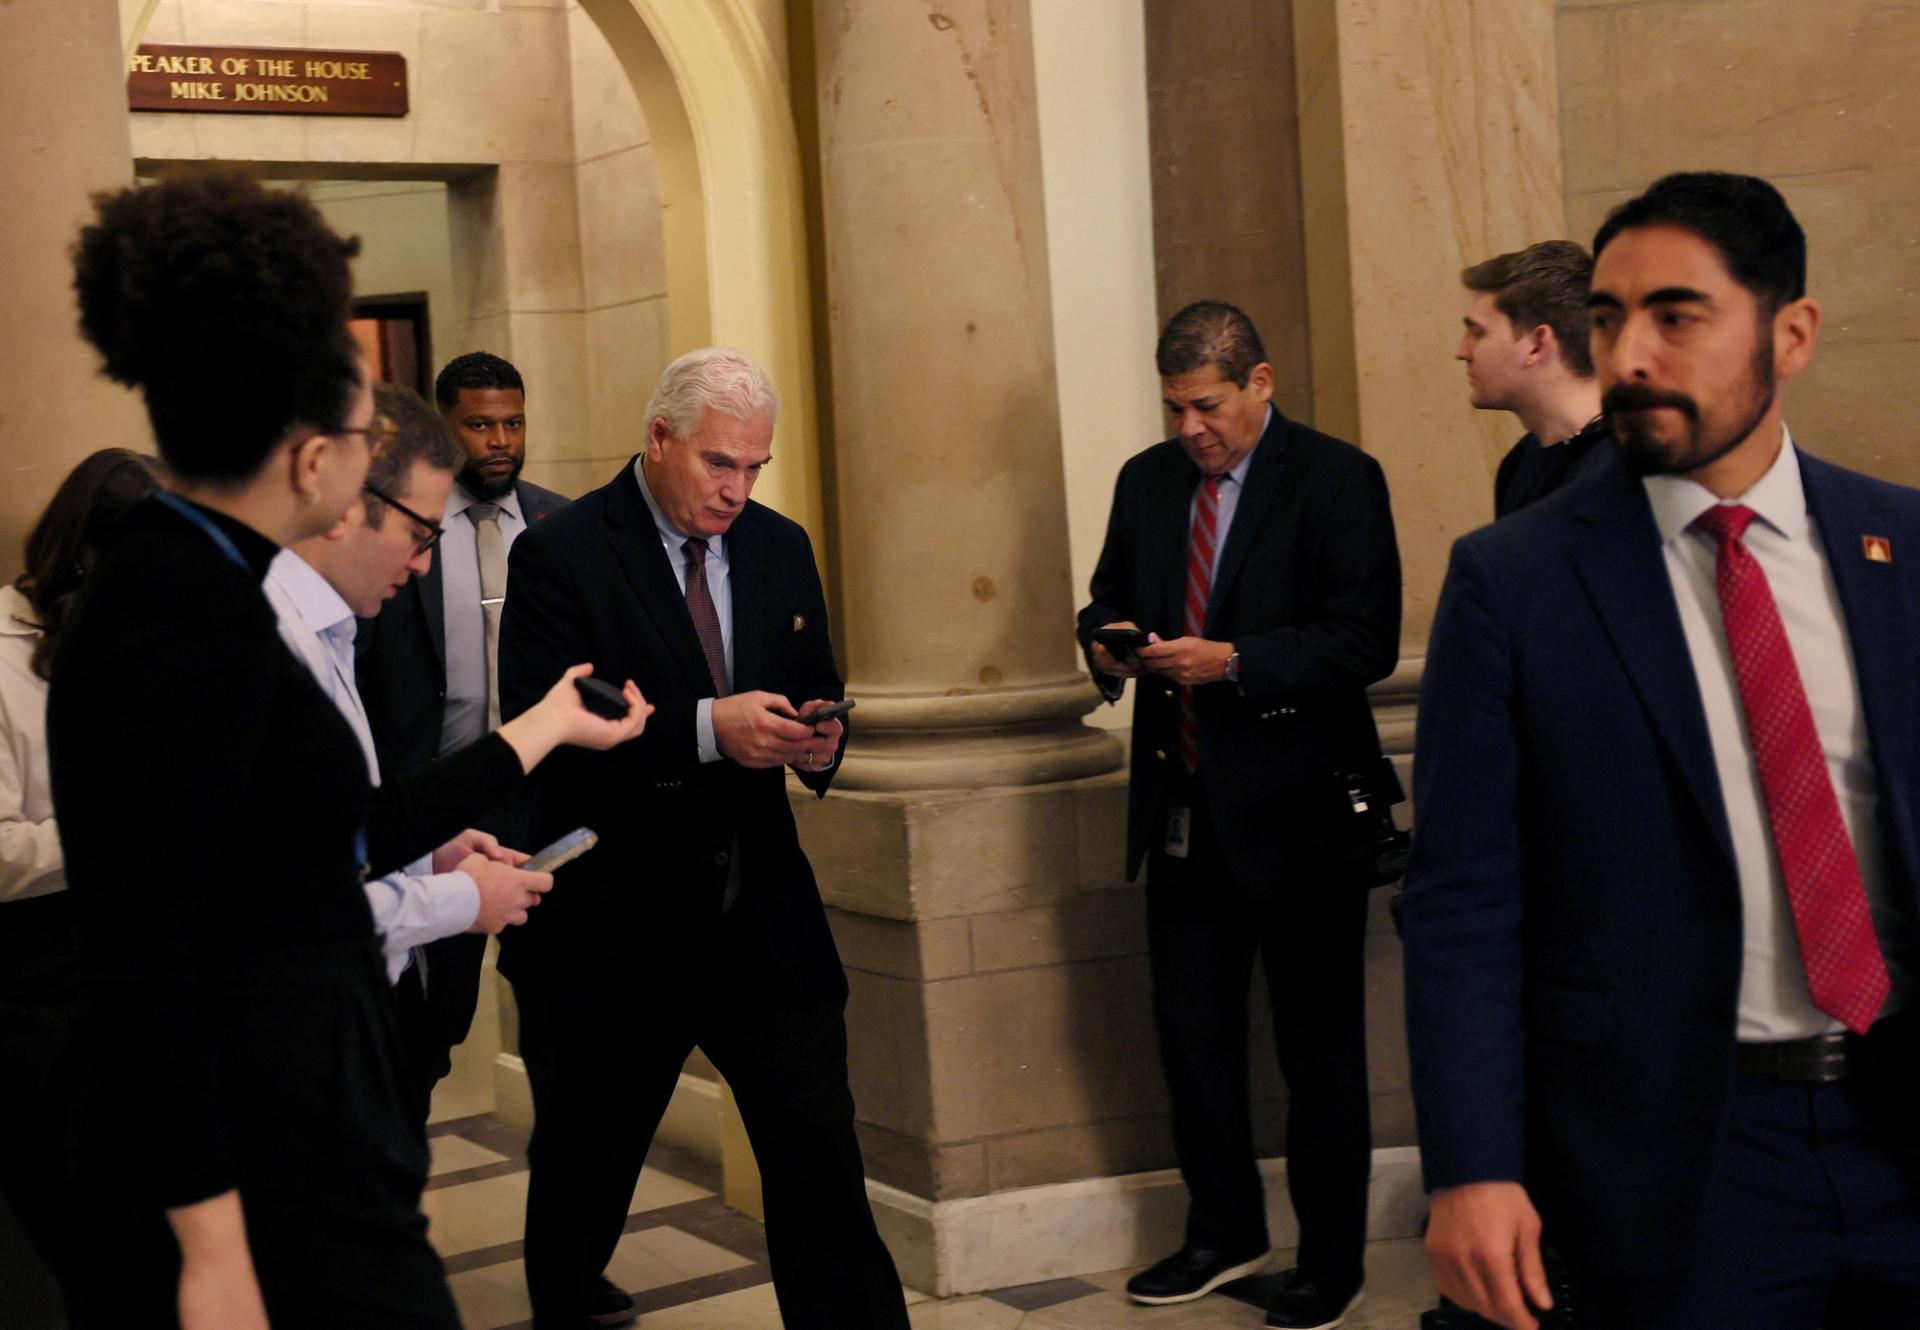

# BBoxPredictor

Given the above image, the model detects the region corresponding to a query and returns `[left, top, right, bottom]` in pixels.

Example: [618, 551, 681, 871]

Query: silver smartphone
[523, 827, 598, 875]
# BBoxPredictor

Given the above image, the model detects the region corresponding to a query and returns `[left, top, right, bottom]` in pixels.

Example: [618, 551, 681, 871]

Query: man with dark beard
[1403, 172, 1920, 1329]
[355, 352, 573, 1149]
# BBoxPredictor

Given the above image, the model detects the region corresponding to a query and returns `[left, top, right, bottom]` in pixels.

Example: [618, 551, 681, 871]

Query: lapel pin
[793, 614, 806, 631]
[1863, 535, 1893, 564]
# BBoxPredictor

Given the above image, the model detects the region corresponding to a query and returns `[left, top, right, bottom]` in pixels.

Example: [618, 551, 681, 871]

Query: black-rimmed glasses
[363, 480, 445, 556]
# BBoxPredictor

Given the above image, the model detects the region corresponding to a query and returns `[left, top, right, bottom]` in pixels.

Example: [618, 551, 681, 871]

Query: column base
[868, 1147, 1428, 1298]
[838, 675, 1126, 791]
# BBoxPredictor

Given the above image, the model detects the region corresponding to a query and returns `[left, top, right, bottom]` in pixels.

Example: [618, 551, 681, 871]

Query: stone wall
[1558, 0, 1920, 488]
[127, 0, 673, 497]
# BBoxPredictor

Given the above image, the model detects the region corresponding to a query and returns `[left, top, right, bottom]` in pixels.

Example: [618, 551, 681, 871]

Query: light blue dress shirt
[265, 550, 480, 984]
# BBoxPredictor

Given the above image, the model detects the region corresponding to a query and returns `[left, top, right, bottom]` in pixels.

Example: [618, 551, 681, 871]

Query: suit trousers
[511, 906, 909, 1330]
[1145, 785, 1372, 1280]
[392, 932, 490, 1128]
[1642, 1066, 1920, 1328]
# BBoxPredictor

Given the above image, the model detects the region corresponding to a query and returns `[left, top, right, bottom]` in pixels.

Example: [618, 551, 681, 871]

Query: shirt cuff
[697, 698, 723, 764]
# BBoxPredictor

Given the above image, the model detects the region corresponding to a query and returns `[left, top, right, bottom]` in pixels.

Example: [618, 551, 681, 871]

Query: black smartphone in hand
[574, 676, 631, 720]
[1092, 627, 1150, 657]
[798, 698, 855, 726]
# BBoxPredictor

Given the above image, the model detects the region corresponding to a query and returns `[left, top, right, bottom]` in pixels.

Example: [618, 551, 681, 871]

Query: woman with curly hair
[49, 171, 643, 1330]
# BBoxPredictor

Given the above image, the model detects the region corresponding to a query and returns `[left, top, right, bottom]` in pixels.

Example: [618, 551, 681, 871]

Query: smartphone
[798, 697, 855, 726]
[574, 675, 630, 720]
[1092, 627, 1150, 657]
[524, 827, 598, 875]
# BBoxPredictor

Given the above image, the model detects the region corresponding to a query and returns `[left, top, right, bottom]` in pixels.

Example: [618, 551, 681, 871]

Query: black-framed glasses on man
[330, 413, 400, 459]
[363, 480, 445, 556]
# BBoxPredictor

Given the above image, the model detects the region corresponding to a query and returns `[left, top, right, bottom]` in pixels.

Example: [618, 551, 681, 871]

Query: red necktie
[1178, 475, 1223, 771]
[1693, 504, 1888, 1033]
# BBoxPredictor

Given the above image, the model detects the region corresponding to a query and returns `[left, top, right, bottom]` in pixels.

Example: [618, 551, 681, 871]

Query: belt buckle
[1782, 1033, 1850, 1083]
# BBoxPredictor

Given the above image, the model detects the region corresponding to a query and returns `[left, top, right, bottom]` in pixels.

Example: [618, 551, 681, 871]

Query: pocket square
[792, 613, 806, 631]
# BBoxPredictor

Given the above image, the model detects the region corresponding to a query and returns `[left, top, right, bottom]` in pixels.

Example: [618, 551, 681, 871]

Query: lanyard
[152, 491, 252, 573]
[154, 493, 373, 876]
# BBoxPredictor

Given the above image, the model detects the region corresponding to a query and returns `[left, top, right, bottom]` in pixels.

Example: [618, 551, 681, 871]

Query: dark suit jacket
[1076, 409, 1402, 886]
[493, 459, 847, 997]
[1401, 445, 1920, 1310]
[356, 477, 568, 781]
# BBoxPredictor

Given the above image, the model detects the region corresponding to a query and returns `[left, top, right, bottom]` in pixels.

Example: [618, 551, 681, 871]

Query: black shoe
[1264, 1267, 1364, 1329]
[1125, 1244, 1270, 1305]
[585, 1276, 637, 1327]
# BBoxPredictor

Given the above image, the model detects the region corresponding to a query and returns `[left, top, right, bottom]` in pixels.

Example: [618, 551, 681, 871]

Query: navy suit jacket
[356, 476, 567, 783]
[492, 460, 847, 997]
[1401, 443, 1920, 1306]
[1076, 409, 1402, 886]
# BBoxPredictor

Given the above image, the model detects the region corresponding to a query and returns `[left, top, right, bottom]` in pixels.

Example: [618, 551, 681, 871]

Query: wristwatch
[1224, 650, 1242, 684]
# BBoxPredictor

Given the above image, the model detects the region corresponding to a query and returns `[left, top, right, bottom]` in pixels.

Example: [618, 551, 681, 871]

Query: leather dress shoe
[585, 1276, 637, 1327]
[1265, 1267, 1364, 1329]
[1125, 1244, 1270, 1305]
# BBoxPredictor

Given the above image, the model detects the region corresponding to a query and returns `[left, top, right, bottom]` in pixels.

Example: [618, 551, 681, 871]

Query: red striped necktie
[1692, 503, 1888, 1033]
[1178, 475, 1224, 771]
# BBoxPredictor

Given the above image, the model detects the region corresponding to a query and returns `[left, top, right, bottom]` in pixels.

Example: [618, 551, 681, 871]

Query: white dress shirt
[439, 481, 528, 757]
[266, 550, 479, 983]
[1643, 429, 1910, 1040]
[633, 458, 733, 764]
[0, 585, 62, 903]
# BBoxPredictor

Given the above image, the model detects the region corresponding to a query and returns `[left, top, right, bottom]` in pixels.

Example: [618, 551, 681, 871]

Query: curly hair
[71, 170, 363, 484]
[17, 449, 164, 681]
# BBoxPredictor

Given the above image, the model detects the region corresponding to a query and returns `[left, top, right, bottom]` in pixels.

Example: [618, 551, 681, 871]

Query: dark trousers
[1145, 790, 1372, 1281]
[0, 895, 79, 1326]
[511, 911, 908, 1330]
[1645, 1070, 1920, 1329]
[392, 931, 490, 1128]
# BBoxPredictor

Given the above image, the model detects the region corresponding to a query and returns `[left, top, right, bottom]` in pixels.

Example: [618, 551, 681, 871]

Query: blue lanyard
[153, 493, 373, 876]
[153, 491, 251, 573]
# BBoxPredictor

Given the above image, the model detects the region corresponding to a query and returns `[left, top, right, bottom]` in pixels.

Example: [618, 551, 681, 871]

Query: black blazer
[1401, 446, 1920, 1314]
[1077, 409, 1402, 886]
[493, 460, 847, 996]
[356, 477, 568, 781]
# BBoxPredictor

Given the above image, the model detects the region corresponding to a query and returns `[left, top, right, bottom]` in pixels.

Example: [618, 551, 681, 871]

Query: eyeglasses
[330, 414, 400, 459]
[363, 480, 445, 556]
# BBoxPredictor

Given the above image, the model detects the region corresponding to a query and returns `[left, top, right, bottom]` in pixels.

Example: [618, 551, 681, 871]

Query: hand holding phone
[524, 827, 598, 874]
[798, 697, 855, 727]
[574, 675, 631, 720]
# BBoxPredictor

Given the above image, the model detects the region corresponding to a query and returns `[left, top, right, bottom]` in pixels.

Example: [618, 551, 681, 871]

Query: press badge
[1165, 805, 1191, 859]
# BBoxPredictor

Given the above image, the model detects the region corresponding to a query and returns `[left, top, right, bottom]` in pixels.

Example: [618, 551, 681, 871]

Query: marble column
[1293, 0, 1566, 660]
[813, 0, 1120, 792]
[800, 0, 1169, 1296]
[0, 0, 145, 583]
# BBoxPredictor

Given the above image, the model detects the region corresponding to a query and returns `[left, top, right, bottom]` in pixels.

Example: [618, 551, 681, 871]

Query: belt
[1735, 1032, 1856, 1083]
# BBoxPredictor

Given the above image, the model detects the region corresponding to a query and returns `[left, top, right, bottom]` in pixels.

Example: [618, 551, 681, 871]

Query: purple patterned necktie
[683, 538, 730, 697]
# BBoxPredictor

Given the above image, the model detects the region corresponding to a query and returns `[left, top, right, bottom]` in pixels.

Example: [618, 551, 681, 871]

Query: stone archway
[576, 0, 822, 535]
[114, 0, 822, 537]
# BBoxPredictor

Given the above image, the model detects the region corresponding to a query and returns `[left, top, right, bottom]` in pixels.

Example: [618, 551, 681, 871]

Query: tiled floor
[428, 949, 1439, 1327]
[422, 1107, 1437, 1329]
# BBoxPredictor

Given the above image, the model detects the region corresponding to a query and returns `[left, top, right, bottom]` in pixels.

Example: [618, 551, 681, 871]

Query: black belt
[1735, 1032, 1855, 1083]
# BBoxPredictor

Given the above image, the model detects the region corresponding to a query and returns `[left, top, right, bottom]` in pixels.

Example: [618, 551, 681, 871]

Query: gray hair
[644, 347, 780, 441]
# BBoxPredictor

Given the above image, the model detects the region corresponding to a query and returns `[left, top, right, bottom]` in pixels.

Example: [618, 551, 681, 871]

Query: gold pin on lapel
[1863, 535, 1893, 563]
[793, 613, 807, 631]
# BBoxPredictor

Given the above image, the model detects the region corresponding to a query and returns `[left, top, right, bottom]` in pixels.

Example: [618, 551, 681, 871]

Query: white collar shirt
[438, 481, 528, 756]
[1643, 429, 1910, 1040]
[634, 457, 731, 763]
[266, 550, 479, 982]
